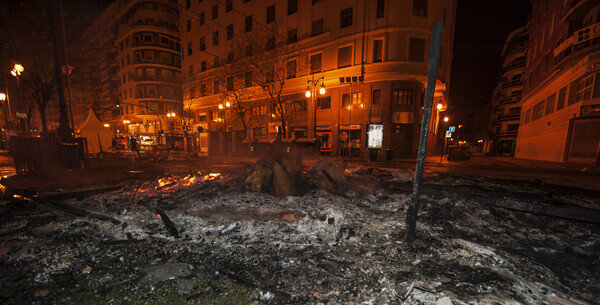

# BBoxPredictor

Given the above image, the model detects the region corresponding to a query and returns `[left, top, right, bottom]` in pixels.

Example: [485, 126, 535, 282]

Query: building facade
[179, 0, 456, 159]
[76, 0, 183, 149]
[490, 26, 528, 156]
[515, 0, 600, 163]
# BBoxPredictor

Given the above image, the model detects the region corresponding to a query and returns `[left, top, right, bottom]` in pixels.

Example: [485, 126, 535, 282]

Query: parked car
[447, 146, 471, 161]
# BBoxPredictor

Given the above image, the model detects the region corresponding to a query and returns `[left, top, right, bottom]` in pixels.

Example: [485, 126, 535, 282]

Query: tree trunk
[39, 100, 49, 134]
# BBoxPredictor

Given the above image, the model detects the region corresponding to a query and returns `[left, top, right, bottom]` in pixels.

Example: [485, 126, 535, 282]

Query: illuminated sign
[580, 104, 600, 117]
[449, 126, 455, 132]
[367, 124, 384, 149]
[446, 131, 452, 138]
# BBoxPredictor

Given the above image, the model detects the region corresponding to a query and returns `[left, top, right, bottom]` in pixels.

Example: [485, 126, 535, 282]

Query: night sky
[449, 0, 531, 110]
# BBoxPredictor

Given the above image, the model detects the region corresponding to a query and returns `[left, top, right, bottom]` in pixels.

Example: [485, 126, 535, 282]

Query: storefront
[339, 125, 362, 158]
[316, 126, 332, 154]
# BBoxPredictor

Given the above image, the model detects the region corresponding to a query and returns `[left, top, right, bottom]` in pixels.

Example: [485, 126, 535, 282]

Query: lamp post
[440, 116, 449, 162]
[305, 76, 325, 141]
[166, 112, 176, 149]
[9, 63, 24, 133]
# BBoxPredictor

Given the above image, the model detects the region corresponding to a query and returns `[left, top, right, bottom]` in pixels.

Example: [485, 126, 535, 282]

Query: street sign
[449, 126, 455, 132]
[16, 102, 25, 112]
[445, 131, 452, 138]
[16, 112, 27, 119]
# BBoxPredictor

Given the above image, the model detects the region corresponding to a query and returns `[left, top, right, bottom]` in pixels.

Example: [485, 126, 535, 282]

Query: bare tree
[0, 0, 106, 133]
[208, 20, 308, 140]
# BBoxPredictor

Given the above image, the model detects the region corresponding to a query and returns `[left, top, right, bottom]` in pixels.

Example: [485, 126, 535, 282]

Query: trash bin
[60, 143, 82, 170]
[386, 149, 394, 161]
[369, 149, 378, 161]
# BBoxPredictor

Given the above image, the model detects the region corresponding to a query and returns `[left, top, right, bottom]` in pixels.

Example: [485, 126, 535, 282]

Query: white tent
[78, 109, 113, 154]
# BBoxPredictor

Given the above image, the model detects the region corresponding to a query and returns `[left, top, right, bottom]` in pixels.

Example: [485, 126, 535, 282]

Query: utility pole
[404, 22, 444, 243]
[48, 0, 73, 141]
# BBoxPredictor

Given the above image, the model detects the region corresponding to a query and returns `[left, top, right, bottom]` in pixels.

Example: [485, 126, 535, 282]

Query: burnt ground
[0, 162, 598, 305]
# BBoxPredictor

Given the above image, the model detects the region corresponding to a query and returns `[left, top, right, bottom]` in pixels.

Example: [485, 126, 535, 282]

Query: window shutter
[568, 79, 578, 106]
[593, 73, 600, 98]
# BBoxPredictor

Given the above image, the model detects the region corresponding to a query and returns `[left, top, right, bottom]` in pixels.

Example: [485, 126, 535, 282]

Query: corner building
[180, 0, 455, 159]
[77, 0, 183, 149]
[515, 0, 600, 163]
[489, 26, 528, 156]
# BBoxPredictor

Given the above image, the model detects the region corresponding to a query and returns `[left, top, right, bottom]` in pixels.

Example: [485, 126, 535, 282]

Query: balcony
[554, 22, 600, 68]
[494, 130, 518, 138]
[133, 74, 182, 84]
[501, 79, 523, 89]
[562, 0, 597, 22]
[502, 60, 526, 73]
[496, 113, 520, 122]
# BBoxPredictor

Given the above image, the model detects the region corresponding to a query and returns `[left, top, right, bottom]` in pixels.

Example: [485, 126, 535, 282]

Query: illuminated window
[392, 89, 413, 105]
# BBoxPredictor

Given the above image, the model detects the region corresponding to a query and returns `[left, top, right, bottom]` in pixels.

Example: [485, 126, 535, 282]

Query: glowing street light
[0, 93, 5, 101]
[10, 63, 24, 78]
[218, 104, 224, 110]
[225, 101, 231, 108]
[443, 116, 449, 122]
[103, 123, 110, 127]
[437, 103, 443, 110]
[13, 64, 23, 73]
[305, 89, 311, 98]
[319, 84, 326, 95]
[123, 120, 130, 124]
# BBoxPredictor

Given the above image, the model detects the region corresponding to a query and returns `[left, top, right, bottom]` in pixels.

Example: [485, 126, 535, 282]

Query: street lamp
[306, 76, 325, 139]
[443, 116, 449, 122]
[437, 103, 443, 110]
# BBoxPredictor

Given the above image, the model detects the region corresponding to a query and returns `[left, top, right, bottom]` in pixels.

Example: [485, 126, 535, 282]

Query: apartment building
[179, 0, 456, 159]
[515, 0, 600, 163]
[489, 26, 528, 156]
[76, 0, 183, 148]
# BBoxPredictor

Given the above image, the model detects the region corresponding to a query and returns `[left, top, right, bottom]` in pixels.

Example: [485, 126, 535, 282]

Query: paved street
[351, 155, 600, 191]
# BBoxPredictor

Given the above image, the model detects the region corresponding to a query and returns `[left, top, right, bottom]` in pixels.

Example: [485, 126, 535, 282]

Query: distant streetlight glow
[13, 64, 23, 73]
[170, 112, 176, 117]
[167, 113, 171, 117]
[218, 104, 224, 109]
[305, 90, 311, 98]
[443, 116, 449, 122]
[437, 103, 443, 110]
[225, 101, 231, 108]
[103, 123, 109, 127]
[0, 93, 5, 101]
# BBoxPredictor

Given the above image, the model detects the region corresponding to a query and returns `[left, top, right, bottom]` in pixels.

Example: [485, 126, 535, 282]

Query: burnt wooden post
[404, 22, 444, 243]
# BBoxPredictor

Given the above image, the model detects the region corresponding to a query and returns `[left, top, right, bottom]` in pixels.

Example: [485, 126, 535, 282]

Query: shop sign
[16, 112, 27, 119]
[367, 124, 384, 149]
[391, 111, 414, 124]
[316, 126, 332, 132]
[580, 104, 600, 117]
[293, 127, 307, 131]
[340, 124, 361, 130]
